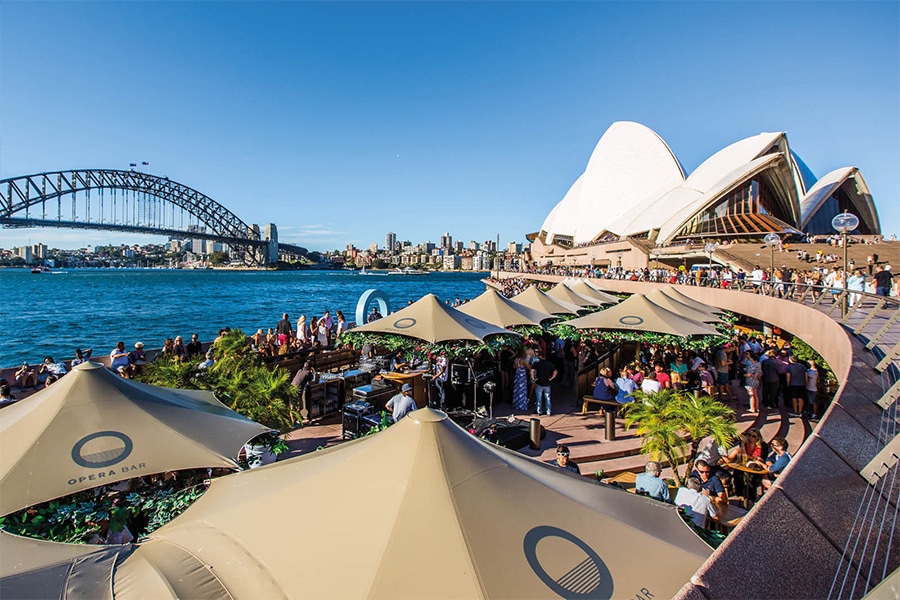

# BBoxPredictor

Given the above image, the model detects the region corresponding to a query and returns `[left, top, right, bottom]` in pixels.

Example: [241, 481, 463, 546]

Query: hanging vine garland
[339, 330, 524, 360]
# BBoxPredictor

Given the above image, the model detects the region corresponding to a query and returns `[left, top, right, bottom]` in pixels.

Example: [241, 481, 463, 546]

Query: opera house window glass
[805, 186, 875, 236]
[674, 178, 794, 241]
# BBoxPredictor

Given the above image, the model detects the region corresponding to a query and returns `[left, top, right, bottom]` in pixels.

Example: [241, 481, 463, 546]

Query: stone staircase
[517, 381, 815, 481]
[709, 239, 900, 273]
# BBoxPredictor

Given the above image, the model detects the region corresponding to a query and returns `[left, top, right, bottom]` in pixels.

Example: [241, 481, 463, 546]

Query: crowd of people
[506, 261, 895, 299]
[588, 333, 824, 419]
[632, 431, 793, 529]
[2, 307, 358, 406]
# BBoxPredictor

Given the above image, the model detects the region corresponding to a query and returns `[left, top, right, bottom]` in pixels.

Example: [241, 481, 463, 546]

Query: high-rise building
[440, 232, 452, 251]
[385, 231, 397, 252]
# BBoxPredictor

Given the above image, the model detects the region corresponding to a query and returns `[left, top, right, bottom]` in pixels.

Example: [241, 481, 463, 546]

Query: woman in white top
[296, 315, 309, 345]
[316, 320, 329, 346]
[335, 310, 349, 336]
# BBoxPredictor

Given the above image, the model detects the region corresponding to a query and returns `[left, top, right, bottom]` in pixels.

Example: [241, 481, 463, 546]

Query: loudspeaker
[450, 364, 471, 385]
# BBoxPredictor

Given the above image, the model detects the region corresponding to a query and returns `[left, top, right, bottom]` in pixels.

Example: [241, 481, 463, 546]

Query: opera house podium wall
[494, 271, 899, 600]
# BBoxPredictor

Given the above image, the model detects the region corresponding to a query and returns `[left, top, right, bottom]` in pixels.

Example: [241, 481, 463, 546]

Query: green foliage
[339, 330, 523, 360]
[208, 250, 230, 266]
[623, 388, 737, 487]
[789, 337, 835, 381]
[622, 390, 689, 487]
[126, 485, 206, 534]
[139, 354, 204, 389]
[136, 330, 297, 433]
[363, 411, 394, 436]
[0, 480, 206, 543]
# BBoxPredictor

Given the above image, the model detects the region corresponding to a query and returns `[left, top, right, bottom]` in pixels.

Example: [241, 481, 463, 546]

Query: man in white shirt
[674, 477, 718, 528]
[751, 267, 765, 289]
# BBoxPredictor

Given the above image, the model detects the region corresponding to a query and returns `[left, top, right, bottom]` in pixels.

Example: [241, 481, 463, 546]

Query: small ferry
[388, 267, 429, 275]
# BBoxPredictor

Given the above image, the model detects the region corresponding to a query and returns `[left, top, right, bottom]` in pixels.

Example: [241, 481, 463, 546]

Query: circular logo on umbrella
[393, 317, 416, 329]
[618, 315, 644, 326]
[464, 317, 487, 330]
[523, 525, 613, 598]
[71, 431, 134, 468]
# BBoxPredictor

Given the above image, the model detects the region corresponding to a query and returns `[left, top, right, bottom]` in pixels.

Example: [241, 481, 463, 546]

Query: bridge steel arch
[0, 169, 269, 264]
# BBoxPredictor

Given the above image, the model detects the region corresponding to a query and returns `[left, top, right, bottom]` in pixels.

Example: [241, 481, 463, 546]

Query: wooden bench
[581, 395, 622, 414]
[581, 395, 623, 441]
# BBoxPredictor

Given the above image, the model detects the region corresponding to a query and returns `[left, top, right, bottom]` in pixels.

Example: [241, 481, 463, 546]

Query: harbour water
[1, 268, 490, 368]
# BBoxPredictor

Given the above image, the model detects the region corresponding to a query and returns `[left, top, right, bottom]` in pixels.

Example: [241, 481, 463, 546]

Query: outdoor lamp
[763, 233, 780, 280]
[831, 212, 859, 317]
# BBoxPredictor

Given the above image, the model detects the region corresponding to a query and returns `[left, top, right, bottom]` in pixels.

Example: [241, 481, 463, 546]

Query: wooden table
[381, 370, 429, 408]
[712, 500, 748, 531]
[722, 461, 768, 509]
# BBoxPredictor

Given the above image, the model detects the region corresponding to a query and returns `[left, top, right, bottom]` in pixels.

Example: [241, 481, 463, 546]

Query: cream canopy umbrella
[457, 287, 553, 327]
[0, 531, 229, 599]
[645, 288, 725, 324]
[0, 362, 271, 517]
[135, 409, 711, 599]
[546, 282, 611, 308]
[508, 285, 582, 316]
[350, 293, 515, 343]
[578, 279, 629, 305]
[566, 294, 720, 337]
[662, 287, 727, 316]
[0, 530, 131, 599]
[565, 279, 622, 304]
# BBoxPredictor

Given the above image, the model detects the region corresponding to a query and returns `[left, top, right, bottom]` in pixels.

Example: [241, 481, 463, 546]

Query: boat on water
[388, 267, 429, 275]
[30, 266, 53, 274]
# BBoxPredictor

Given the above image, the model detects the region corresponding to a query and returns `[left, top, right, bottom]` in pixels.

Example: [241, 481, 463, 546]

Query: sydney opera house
[530, 121, 881, 266]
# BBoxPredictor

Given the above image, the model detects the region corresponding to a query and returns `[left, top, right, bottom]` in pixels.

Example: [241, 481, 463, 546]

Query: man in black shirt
[186, 333, 203, 359]
[276, 313, 293, 347]
[874, 265, 893, 297]
[532, 350, 557, 415]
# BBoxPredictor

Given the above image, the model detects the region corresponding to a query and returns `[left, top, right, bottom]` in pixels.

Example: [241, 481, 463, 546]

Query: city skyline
[2, 2, 898, 252]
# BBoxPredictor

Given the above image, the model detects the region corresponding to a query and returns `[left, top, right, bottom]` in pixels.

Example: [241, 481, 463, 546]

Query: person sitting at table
[726, 429, 767, 502]
[635, 461, 670, 503]
[615, 368, 638, 404]
[727, 428, 767, 462]
[696, 437, 732, 487]
[592, 367, 617, 401]
[674, 477, 719, 529]
[690, 459, 727, 502]
[753, 437, 792, 492]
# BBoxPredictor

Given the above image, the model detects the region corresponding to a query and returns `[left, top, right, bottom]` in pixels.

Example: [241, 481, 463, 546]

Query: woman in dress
[741, 351, 762, 413]
[316, 319, 330, 347]
[335, 310, 349, 336]
[296, 315, 309, 346]
[512, 349, 531, 412]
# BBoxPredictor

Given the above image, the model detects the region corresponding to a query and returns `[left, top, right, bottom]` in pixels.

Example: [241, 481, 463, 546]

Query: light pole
[763, 233, 781, 296]
[832, 212, 860, 317]
[703, 242, 716, 286]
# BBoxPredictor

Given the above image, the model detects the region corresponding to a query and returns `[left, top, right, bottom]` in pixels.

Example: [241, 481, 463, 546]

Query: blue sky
[2, 1, 898, 252]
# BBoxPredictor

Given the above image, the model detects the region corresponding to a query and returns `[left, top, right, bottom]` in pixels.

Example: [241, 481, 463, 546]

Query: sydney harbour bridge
[0, 169, 307, 267]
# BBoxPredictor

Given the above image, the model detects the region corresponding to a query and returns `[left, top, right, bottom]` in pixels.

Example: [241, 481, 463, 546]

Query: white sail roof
[541, 121, 685, 245]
